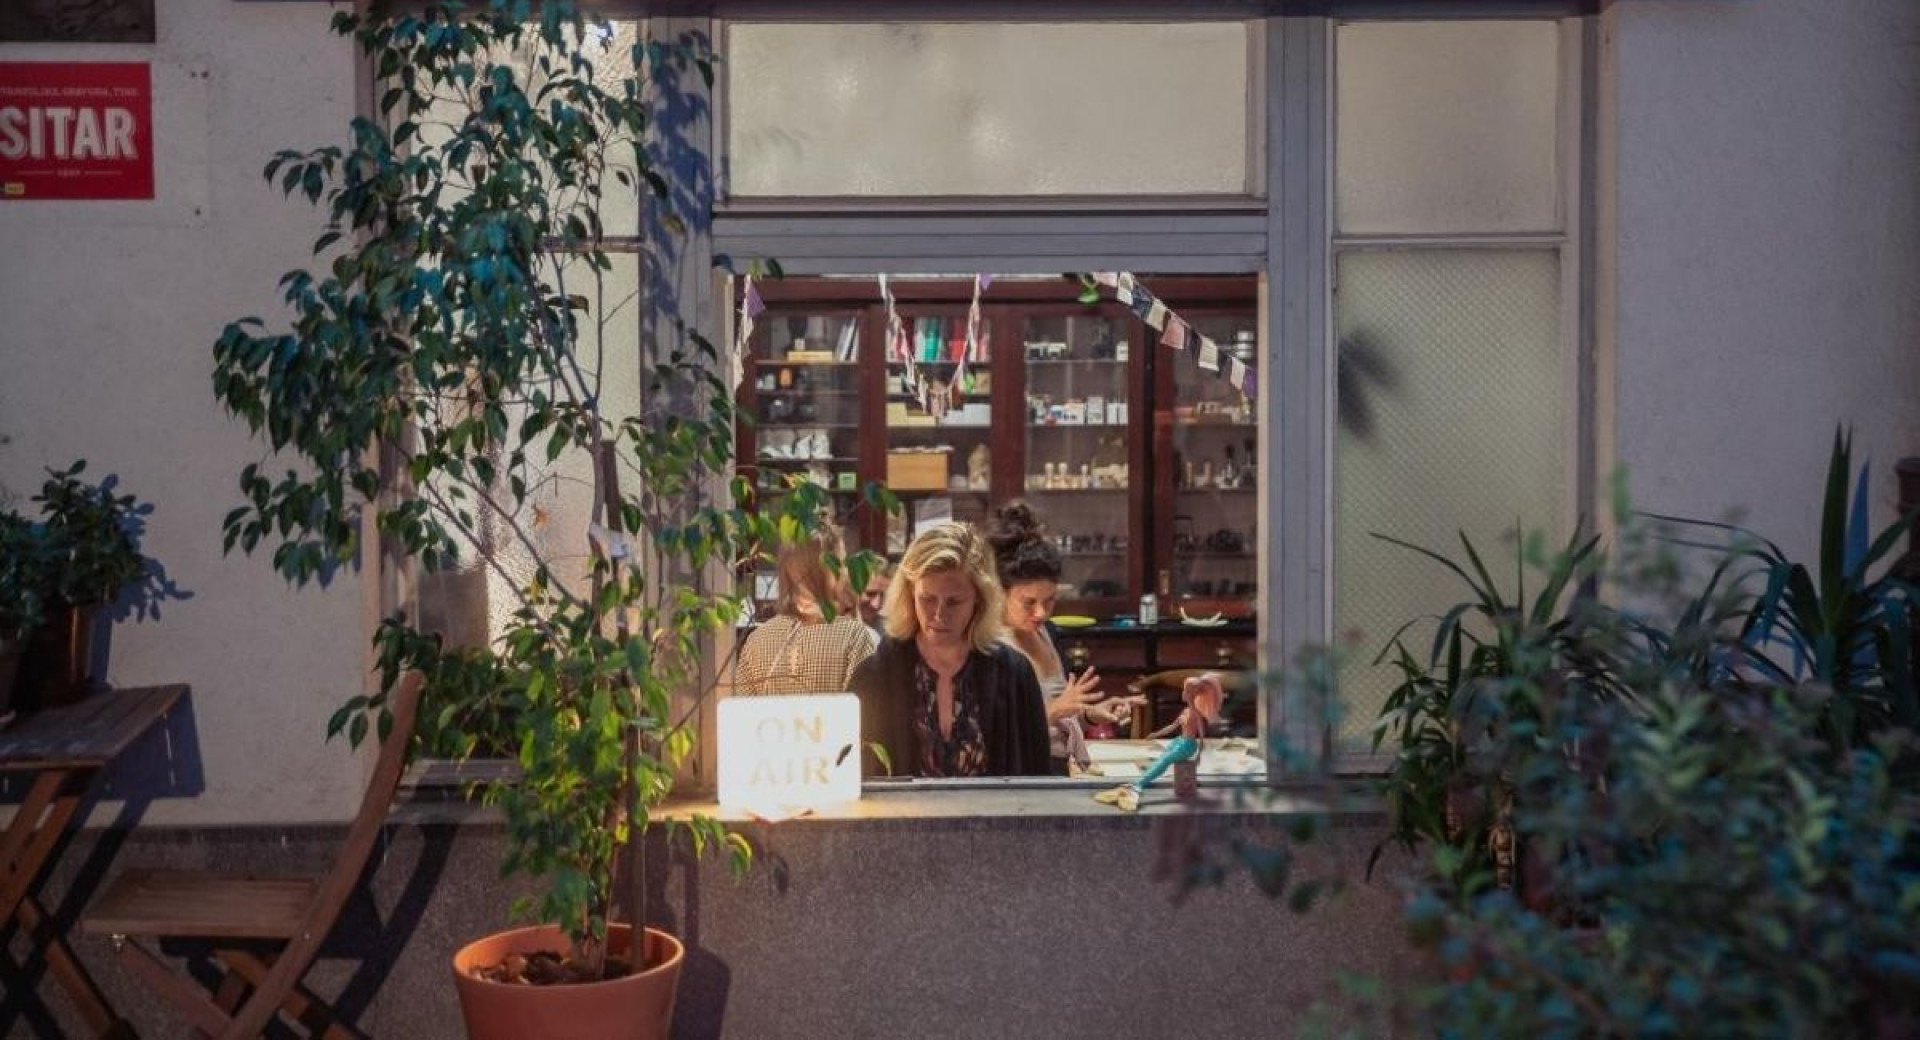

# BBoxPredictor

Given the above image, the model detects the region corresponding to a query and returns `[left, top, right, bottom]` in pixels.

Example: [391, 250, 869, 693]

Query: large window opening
[733, 274, 1266, 783]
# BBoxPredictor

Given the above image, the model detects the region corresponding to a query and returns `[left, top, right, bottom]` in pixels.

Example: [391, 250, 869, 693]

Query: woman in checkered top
[733, 526, 877, 696]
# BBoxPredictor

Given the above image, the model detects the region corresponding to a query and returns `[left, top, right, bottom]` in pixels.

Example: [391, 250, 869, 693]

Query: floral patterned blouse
[911, 657, 988, 777]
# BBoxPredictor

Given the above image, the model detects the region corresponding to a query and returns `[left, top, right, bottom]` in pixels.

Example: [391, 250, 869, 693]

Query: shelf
[1029, 423, 1129, 430]
[1025, 487, 1129, 494]
[1176, 486, 1257, 494]
[764, 359, 858, 367]
[891, 487, 990, 496]
[1176, 551, 1257, 560]
[757, 456, 860, 465]
[760, 486, 864, 496]
[758, 423, 860, 429]
[1058, 551, 1127, 558]
[1025, 358, 1127, 366]
[1174, 421, 1257, 429]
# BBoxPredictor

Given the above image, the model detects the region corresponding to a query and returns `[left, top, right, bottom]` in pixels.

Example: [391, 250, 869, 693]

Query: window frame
[388, 2, 1600, 796]
[1325, 14, 1594, 771]
[712, 14, 1270, 210]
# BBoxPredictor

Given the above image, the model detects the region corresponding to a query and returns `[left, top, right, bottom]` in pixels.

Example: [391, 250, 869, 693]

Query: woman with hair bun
[983, 501, 1128, 777]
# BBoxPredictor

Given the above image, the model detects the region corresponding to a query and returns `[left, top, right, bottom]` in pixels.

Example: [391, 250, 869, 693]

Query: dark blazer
[850, 637, 1051, 778]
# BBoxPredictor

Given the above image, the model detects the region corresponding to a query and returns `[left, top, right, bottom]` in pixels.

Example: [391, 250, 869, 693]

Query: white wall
[3, 0, 1916, 826]
[1606, 0, 1920, 554]
[0, 0, 368, 825]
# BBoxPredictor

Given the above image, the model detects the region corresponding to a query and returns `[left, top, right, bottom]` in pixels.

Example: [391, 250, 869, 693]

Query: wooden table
[1, 684, 186, 1037]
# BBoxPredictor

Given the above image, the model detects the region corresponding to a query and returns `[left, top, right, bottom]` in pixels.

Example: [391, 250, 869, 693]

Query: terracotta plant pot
[451, 924, 684, 1040]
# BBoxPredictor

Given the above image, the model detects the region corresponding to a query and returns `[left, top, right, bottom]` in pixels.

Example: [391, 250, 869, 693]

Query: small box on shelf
[940, 403, 991, 427]
[886, 402, 937, 428]
[886, 449, 950, 491]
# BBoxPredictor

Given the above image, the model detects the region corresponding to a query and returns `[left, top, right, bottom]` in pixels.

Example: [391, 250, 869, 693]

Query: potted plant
[1652, 428, 1920, 753]
[0, 511, 50, 716]
[1366, 524, 1635, 908]
[210, 4, 844, 1037]
[0, 461, 150, 711]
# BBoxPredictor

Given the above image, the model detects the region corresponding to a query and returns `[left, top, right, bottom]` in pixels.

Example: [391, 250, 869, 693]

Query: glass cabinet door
[1164, 311, 1260, 616]
[882, 308, 994, 558]
[1020, 310, 1137, 611]
[744, 311, 867, 553]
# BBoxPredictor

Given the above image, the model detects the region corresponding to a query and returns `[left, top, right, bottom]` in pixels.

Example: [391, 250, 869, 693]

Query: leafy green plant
[209, 0, 844, 977]
[31, 460, 149, 609]
[1190, 485, 1920, 1039]
[1367, 524, 1633, 898]
[0, 460, 150, 637]
[1356, 685, 1920, 1040]
[0, 512, 51, 636]
[1654, 428, 1918, 754]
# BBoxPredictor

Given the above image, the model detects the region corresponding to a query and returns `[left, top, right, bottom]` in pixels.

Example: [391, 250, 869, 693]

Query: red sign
[0, 63, 153, 201]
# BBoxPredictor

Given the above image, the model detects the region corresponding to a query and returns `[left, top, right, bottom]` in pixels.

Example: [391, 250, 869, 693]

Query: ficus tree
[211, 0, 868, 976]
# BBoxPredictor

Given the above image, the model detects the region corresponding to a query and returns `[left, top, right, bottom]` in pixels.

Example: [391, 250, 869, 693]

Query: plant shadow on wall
[210, 2, 880, 1033]
[1152, 429, 1920, 1039]
[1334, 329, 1399, 444]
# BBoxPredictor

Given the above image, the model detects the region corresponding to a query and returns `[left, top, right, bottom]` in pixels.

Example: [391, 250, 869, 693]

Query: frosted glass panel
[1336, 21, 1560, 234]
[727, 22, 1252, 197]
[1333, 250, 1565, 752]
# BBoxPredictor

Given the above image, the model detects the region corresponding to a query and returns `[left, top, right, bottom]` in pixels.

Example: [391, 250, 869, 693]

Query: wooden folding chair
[81, 672, 423, 1039]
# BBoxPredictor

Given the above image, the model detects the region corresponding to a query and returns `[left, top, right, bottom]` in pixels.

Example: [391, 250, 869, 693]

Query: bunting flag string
[744, 270, 1243, 402]
[733, 273, 764, 391]
[1088, 271, 1257, 400]
[878, 272, 990, 419]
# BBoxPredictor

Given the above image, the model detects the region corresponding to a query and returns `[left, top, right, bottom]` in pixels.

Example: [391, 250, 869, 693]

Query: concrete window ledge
[391, 770, 1382, 828]
[664, 779, 1385, 823]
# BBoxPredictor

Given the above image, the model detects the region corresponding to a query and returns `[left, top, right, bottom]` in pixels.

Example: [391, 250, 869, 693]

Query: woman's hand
[1085, 699, 1129, 726]
[1046, 667, 1103, 724]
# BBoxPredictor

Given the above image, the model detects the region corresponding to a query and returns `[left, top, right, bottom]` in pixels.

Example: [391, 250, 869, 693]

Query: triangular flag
[1228, 357, 1249, 394]
[1127, 289, 1155, 323]
[744, 281, 766, 319]
[1145, 299, 1170, 331]
[1239, 360, 1259, 400]
[1159, 317, 1191, 352]
[1198, 336, 1220, 373]
[732, 274, 757, 391]
[1092, 272, 1119, 288]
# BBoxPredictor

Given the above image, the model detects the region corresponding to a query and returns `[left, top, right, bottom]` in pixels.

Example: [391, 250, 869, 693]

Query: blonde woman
[733, 526, 876, 696]
[849, 523, 1050, 778]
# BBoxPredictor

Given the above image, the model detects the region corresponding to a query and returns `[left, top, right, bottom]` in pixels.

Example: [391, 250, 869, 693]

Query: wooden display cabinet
[738, 276, 1260, 695]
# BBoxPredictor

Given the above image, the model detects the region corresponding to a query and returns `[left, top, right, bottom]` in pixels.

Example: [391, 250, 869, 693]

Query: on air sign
[0, 63, 153, 200]
[717, 694, 862, 816]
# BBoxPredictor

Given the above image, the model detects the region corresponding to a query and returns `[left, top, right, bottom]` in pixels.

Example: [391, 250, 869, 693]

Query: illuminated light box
[717, 694, 862, 814]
